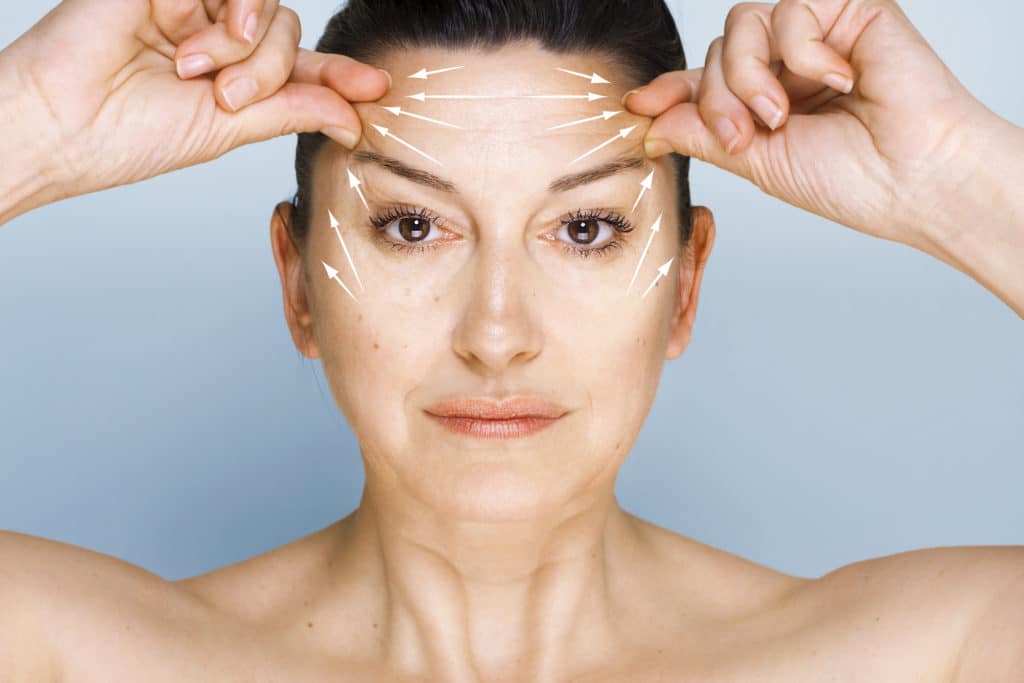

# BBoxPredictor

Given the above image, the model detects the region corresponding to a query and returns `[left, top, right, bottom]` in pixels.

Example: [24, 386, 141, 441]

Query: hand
[627, 0, 1004, 252]
[0, 0, 389, 202]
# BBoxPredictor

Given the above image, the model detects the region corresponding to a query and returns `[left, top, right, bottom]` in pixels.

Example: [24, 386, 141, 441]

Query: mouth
[424, 396, 568, 439]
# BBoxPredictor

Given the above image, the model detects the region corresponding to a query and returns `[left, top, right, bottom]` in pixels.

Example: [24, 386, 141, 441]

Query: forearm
[0, 54, 63, 227]
[914, 114, 1024, 319]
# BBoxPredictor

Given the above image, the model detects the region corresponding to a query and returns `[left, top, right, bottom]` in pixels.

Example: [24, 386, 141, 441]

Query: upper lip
[425, 396, 569, 420]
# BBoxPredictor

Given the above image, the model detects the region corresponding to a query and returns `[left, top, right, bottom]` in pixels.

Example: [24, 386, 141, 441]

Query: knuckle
[725, 2, 758, 31]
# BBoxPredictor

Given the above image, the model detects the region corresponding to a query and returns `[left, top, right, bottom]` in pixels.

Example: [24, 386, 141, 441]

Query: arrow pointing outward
[555, 68, 611, 85]
[370, 124, 442, 166]
[641, 258, 675, 300]
[547, 110, 623, 131]
[346, 170, 369, 212]
[570, 125, 638, 166]
[329, 209, 364, 292]
[408, 66, 464, 80]
[381, 106, 463, 130]
[627, 212, 663, 294]
[322, 260, 359, 303]
[630, 170, 656, 213]
[407, 92, 606, 102]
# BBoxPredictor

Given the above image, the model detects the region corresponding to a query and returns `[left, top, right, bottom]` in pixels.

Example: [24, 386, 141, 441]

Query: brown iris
[399, 216, 430, 242]
[568, 219, 600, 245]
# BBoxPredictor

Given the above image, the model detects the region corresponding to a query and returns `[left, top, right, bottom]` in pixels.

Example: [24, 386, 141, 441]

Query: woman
[1, 0, 1021, 681]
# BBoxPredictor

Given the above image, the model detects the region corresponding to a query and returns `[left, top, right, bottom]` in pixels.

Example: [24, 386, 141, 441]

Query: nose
[450, 243, 544, 375]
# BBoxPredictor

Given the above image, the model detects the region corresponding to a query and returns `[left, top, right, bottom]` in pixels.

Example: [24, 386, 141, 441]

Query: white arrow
[641, 258, 675, 300]
[381, 106, 463, 130]
[370, 124, 442, 166]
[555, 68, 611, 85]
[329, 209, 364, 292]
[630, 170, 655, 213]
[322, 260, 358, 303]
[546, 110, 623, 131]
[408, 66, 464, 80]
[570, 125, 638, 166]
[346, 169, 369, 212]
[407, 92, 606, 102]
[627, 212, 663, 294]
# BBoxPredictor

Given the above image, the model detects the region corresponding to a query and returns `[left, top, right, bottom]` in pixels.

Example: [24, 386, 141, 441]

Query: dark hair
[289, 0, 692, 248]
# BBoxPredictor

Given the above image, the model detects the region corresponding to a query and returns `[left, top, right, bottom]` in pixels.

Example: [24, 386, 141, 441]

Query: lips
[424, 396, 568, 439]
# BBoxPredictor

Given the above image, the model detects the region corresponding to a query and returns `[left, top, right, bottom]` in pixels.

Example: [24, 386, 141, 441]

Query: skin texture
[263, 43, 723, 680]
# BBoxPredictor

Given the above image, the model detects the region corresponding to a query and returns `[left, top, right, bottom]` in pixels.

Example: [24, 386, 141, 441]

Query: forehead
[349, 42, 651, 193]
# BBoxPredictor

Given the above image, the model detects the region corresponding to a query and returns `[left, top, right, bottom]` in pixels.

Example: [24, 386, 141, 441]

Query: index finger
[290, 50, 392, 102]
[622, 68, 703, 118]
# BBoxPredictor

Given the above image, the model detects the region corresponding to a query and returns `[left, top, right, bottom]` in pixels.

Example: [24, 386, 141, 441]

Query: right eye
[370, 206, 450, 251]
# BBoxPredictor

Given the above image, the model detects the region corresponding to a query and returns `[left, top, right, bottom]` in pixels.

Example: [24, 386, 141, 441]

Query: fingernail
[243, 12, 258, 44]
[323, 127, 361, 150]
[377, 68, 393, 89]
[176, 53, 214, 79]
[750, 94, 783, 130]
[823, 72, 854, 94]
[644, 138, 672, 158]
[621, 89, 642, 107]
[222, 77, 258, 111]
[712, 116, 740, 154]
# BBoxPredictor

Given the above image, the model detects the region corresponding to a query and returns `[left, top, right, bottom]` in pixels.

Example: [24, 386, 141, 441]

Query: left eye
[383, 215, 445, 244]
[557, 218, 616, 248]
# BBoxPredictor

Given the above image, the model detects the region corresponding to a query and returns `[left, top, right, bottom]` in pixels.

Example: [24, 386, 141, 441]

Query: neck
[326, 475, 647, 682]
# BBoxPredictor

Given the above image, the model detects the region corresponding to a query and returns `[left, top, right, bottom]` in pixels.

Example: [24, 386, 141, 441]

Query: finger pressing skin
[213, 7, 300, 112]
[226, 82, 365, 149]
[151, 0, 212, 45]
[622, 69, 702, 118]
[721, 2, 790, 130]
[771, 0, 857, 93]
[291, 50, 392, 102]
[697, 37, 756, 155]
[173, 0, 280, 79]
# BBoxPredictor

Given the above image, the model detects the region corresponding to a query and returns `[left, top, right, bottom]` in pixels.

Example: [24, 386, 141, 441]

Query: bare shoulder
[792, 544, 1024, 681]
[0, 529, 205, 682]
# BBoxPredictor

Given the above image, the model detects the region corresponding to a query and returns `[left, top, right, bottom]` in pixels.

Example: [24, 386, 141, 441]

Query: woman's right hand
[0, 0, 389, 203]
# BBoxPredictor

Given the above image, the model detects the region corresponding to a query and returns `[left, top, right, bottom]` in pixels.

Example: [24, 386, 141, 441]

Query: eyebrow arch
[349, 151, 647, 195]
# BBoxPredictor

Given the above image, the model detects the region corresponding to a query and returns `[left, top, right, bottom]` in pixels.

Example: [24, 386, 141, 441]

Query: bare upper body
[2, 516, 1022, 683]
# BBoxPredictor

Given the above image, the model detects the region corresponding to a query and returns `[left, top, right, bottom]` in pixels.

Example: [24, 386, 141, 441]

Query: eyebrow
[350, 151, 646, 194]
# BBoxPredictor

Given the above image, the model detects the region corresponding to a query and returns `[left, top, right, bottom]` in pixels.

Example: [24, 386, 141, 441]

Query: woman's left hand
[626, 0, 1015, 256]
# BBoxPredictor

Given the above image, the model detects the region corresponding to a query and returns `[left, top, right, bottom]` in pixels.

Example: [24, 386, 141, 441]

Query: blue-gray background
[0, 1, 1020, 581]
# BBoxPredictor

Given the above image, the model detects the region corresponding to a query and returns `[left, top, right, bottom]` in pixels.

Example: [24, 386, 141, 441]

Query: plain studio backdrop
[0, 1, 1020, 581]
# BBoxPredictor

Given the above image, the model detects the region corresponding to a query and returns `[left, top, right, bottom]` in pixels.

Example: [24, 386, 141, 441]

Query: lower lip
[426, 413, 562, 439]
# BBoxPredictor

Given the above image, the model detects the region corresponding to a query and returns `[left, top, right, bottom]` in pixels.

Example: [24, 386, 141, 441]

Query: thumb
[225, 82, 364, 149]
[644, 101, 763, 181]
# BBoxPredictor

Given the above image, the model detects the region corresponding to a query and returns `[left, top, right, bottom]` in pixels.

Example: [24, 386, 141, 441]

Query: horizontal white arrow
[370, 124, 442, 166]
[381, 106, 463, 130]
[570, 125, 638, 166]
[641, 258, 675, 300]
[407, 92, 606, 102]
[556, 68, 611, 85]
[630, 170, 655, 213]
[408, 66, 464, 80]
[547, 110, 623, 131]
[322, 260, 358, 303]
[329, 208, 364, 292]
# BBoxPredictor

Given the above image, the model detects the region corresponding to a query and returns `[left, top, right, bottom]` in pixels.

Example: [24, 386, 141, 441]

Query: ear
[665, 206, 716, 360]
[270, 201, 321, 359]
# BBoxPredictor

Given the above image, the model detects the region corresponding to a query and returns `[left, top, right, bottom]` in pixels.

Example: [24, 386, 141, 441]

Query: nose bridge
[451, 231, 543, 373]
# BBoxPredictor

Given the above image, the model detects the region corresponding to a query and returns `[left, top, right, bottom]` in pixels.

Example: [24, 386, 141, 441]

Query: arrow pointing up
[627, 212, 663, 294]
[630, 170, 656, 213]
[322, 260, 358, 303]
[345, 170, 370, 212]
[641, 257, 675, 300]
[329, 208, 364, 291]
[569, 125, 638, 166]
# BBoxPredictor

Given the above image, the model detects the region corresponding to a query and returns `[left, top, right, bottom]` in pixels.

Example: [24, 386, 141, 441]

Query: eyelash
[367, 205, 635, 259]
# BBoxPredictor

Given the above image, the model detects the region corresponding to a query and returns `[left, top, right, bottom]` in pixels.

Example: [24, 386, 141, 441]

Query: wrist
[913, 111, 1024, 316]
[0, 55, 65, 225]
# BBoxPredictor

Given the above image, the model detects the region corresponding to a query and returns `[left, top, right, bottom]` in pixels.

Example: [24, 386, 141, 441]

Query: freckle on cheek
[374, 342, 380, 350]
[433, 295, 440, 303]
[358, 314, 363, 322]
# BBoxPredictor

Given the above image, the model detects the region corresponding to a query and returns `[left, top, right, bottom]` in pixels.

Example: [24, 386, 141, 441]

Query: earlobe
[270, 202, 321, 360]
[665, 206, 716, 361]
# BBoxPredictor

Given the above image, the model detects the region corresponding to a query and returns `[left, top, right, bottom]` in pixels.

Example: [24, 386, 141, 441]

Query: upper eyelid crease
[349, 151, 648, 195]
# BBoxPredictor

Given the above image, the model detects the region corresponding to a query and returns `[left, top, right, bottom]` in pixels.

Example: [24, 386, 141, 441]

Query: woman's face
[271, 43, 715, 521]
